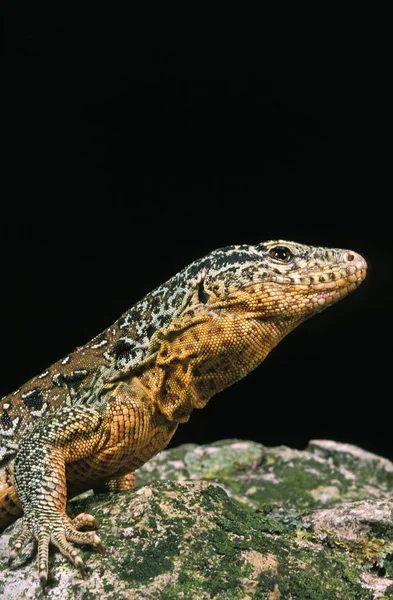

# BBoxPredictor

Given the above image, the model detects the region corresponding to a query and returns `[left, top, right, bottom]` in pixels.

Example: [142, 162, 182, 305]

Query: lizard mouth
[239, 254, 367, 311]
[226, 251, 367, 315]
[301, 258, 368, 310]
[310, 266, 367, 308]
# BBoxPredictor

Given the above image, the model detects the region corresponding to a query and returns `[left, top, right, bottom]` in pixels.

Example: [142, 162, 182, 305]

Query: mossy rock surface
[1, 439, 393, 598]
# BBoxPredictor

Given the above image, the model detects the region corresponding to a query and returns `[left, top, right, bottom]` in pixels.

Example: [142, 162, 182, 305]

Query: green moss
[147, 515, 158, 529]
[252, 541, 372, 599]
[214, 499, 288, 538]
[118, 530, 178, 583]
[382, 584, 393, 598]
[382, 553, 393, 578]
[297, 525, 393, 584]
[351, 537, 391, 566]
[217, 453, 356, 514]
[173, 540, 250, 599]
[103, 581, 115, 593]
[364, 519, 393, 540]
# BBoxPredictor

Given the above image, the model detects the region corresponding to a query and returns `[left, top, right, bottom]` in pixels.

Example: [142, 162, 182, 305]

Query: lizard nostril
[342, 249, 368, 275]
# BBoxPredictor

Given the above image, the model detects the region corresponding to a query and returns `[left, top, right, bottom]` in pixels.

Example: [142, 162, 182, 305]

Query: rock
[1, 439, 393, 598]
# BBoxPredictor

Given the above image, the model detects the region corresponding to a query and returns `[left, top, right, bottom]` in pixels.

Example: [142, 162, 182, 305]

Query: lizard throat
[136, 314, 297, 424]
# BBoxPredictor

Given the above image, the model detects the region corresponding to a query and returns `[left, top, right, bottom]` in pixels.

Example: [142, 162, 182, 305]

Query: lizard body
[0, 240, 367, 588]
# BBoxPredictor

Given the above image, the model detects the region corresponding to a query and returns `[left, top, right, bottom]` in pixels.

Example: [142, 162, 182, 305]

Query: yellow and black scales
[0, 240, 367, 589]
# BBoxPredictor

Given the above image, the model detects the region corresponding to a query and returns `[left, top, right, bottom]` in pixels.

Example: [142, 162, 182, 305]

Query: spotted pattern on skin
[0, 240, 367, 467]
[21, 388, 44, 411]
[38, 371, 50, 379]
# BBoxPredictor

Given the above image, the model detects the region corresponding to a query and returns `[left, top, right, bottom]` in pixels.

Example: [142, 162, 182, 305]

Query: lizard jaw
[230, 250, 367, 319]
[308, 250, 367, 310]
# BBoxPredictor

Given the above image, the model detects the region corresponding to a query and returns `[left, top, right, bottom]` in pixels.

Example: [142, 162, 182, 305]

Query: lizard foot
[12, 513, 105, 591]
[39, 513, 105, 590]
[9, 512, 100, 563]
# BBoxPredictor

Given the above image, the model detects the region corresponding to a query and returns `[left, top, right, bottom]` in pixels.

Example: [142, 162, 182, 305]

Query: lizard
[0, 239, 367, 590]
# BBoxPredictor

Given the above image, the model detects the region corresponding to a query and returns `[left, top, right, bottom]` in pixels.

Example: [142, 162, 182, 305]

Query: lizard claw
[40, 572, 48, 594]
[8, 518, 33, 565]
[75, 555, 86, 579]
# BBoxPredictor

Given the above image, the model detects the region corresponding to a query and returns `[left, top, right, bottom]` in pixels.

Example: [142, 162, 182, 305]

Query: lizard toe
[37, 530, 50, 591]
[70, 512, 99, 530]
[52, 531, 86, 577]
[9, 518, 33, 563]
[64, 522, 105, 555]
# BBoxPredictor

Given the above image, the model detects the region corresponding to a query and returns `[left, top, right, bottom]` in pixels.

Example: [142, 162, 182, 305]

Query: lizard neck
[134, 311, 301, 423]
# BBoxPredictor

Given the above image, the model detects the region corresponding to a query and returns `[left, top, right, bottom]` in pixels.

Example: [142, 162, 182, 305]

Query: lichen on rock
[1, 439, 393, 598]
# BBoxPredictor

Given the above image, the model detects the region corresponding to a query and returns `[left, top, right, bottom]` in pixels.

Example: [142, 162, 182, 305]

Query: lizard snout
[341, 249, 368, 284]
[343, 249, 367, 272]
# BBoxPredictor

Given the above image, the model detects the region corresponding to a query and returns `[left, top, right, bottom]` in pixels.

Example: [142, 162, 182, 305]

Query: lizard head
[181, 239, 367, 325]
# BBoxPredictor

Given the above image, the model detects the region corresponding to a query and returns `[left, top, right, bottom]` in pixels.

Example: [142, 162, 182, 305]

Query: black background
[3, 6, 391, 458]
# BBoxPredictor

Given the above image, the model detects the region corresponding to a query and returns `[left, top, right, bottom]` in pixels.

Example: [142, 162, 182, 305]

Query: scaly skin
[0, 240, 367, 589]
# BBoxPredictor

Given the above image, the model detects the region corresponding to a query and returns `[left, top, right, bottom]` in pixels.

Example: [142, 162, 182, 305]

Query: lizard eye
[269, 245, 293, 263]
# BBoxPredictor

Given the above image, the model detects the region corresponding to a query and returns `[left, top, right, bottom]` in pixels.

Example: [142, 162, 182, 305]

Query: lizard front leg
[12, 382, 158, 589]
[13, 406, 107, 589]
